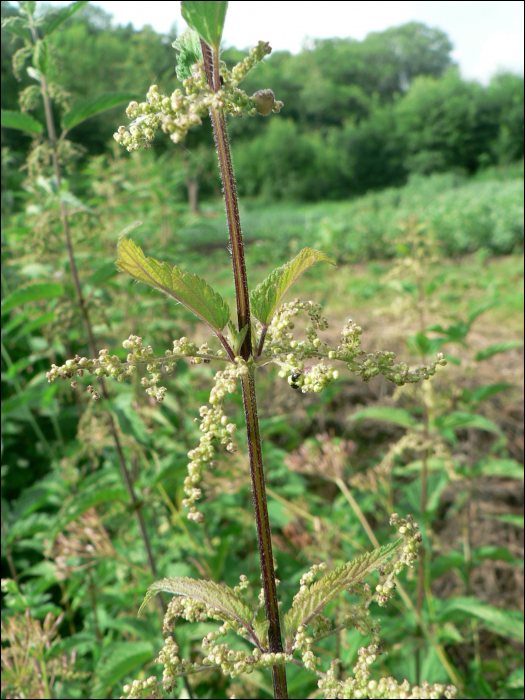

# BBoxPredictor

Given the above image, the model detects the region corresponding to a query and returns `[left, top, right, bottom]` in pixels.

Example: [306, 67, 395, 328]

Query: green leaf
[1, 16, 32, 42]
[116, 237, 230, 334]
[350, 406, 417, 429]
[485, 514, 524, 528]
[438, 597, 524, 641]
[1, 283, 64, 314]
[62, 92, 142, 132]
[0, 377, 53, 416]
[47, 486, 128, 544]
[181, 0, 228, 51]
[429, 552, 465, 581]
[108, 398, 152, 449]
[475, 340, 524, 362]
[251, 247, 335, 325]
[27, 66, 43, 83]
[57, 188, 92, 213]
[39, 1, 88, 37]
[88, 261, 118, 286]
[1, 109, 43, 135]
[32, 39, 49, 75]
[406, 332, 446, 357]
[467, 299, 496, 325]
[472, 546, 516, 564]
[506, 665, 524, 689]
[462, 383, 513, 404]
[173, 28, 203, 82]
[394, 457, 448, 475]
[12, 311, 55, 343]
[284, 540, 402, 640]
[91, 642, 153, 699]
[473, 458, 524, 480]
[227, 320, 249, 356]
[436, 412, 502, 436]
[139, 577, 257, 641]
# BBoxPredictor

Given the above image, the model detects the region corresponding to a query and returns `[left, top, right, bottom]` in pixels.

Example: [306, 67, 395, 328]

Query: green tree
[486, 72, 524, 164]
[395, 68, 500, 174]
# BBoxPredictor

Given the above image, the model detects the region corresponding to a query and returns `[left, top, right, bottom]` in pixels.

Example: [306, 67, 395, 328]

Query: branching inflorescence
[45, 5, 453, 697]
[119, 515, 456, 699]
[47, 298, 446, 523]
[113, 39, 282, 151]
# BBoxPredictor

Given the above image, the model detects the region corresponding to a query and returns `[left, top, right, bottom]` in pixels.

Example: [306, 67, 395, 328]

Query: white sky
[51, 1, 524, 84]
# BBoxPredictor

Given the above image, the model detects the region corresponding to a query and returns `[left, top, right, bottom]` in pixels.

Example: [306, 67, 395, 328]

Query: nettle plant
[46, 3, 452, 698]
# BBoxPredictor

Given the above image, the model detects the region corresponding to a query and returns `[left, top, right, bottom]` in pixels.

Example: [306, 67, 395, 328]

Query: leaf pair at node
[115, 236, 335, 354]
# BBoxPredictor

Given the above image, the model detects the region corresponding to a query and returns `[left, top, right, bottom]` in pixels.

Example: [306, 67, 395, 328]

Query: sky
[50, 1, 524, 84]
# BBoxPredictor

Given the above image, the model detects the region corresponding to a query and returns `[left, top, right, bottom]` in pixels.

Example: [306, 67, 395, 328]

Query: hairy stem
[202, 39, 288, 698]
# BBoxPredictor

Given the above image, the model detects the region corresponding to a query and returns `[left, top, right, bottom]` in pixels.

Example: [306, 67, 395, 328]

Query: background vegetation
[1, 2, 523, 698]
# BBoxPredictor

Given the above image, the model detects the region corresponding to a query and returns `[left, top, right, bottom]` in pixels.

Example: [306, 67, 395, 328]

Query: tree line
[1, 1, 523, 207]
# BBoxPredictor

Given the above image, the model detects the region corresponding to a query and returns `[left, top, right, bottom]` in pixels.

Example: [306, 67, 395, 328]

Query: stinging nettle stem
[201, 38, 288, 699]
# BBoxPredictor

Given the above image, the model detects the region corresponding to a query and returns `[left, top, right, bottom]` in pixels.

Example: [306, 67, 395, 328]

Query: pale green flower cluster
[47, 304, 445, 524]
[46, 334, 228, 403]
[113, 41, 283, 151]
[120, 515, 456, 699]
[319, 648, 456, 699]
[259, 299, 447, 389]
[183, 358, 247, 523]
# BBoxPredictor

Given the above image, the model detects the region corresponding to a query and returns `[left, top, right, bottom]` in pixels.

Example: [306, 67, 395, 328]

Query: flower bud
[252, 89, 275, 116]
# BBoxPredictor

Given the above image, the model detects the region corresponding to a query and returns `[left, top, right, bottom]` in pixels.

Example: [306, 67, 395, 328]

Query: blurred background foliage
[1, 2, 523, 699]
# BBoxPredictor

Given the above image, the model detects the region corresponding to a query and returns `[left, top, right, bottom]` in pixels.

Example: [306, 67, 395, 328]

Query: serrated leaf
[438, 597, 524, 641]
[39, 1, 88, 37]
[1, 283, 64, 314]
[116, 237, 230, 334]
[1, 15, 32, 41]
[284, 540, 401, 639]
[139, 577, 258, 642]
[181, 0, 228, 51]
[62, 92, 141, 132]
[1, 109, 43, 135]
[252, 604, 269, 647]
[91, 642, 153, 699]
[33, 39, 49, 75]
[475, 340, 524, 362]
[251, 247, 335, 325]
[350, 406, 417, 428]
[173, 28, 203, 82]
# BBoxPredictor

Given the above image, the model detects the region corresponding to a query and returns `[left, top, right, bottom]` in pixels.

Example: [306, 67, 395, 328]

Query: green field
[2, 154, 524, 699]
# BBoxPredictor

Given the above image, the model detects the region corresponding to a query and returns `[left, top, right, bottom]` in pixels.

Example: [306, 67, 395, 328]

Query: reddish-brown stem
[201, 39, 288, 699]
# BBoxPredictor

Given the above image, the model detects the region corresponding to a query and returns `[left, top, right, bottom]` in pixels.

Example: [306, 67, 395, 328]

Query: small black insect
[290, 366, 312, 390]
[290, 371, 302, 390]
[219, 74, 224, 86]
